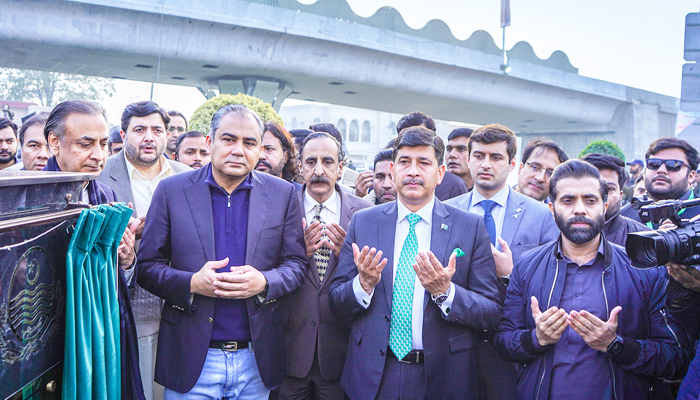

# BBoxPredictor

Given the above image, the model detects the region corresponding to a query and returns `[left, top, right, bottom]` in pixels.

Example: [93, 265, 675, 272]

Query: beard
[554, 211, 605, 245]
[646, 175, 689, 201]
[125, 142, 165, 167]
[0, 150, 15, 164]
[604, 200, 620, 221]
[256, 158, 285, 177]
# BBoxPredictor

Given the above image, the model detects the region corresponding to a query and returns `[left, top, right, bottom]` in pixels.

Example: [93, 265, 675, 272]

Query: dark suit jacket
[137, 166, 308, 393]
[434, 171, 469, 201]
[281, 186, 372, 381]
[328, 200, 502, 400]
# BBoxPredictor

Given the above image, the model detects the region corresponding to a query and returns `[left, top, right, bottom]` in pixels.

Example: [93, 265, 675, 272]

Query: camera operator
[620, 138, 700, 227]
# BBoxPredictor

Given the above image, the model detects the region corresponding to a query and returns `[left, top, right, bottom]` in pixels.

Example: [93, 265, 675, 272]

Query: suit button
[208, 317, 214, 323]
[379, 349, 385, 356]
[385, 315, 390, 322]
[311, 321, 317, 326]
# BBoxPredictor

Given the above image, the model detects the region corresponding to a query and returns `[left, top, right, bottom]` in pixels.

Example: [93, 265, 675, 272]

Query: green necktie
[312, 203, 331, 282]
[389, 212, 421, 360]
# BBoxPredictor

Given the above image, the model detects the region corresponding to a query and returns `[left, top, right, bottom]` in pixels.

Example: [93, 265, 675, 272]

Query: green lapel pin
[451, 248, 465, 257]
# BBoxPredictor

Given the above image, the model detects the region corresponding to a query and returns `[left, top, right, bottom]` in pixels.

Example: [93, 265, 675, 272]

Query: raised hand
[354, 243, 388, 295]
[531, 296, 568, 347]
[567, 306, 621, 352]
[413, 251, 455, 295]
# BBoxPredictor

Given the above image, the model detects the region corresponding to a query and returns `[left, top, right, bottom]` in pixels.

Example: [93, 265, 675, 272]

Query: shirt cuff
[353, 275, 373, 309]
[439, 282, 456, 315]
[122, 261, 136, 285]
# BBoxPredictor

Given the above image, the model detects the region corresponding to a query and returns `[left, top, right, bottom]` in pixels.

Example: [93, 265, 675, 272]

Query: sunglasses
[646, 158, 690, 172]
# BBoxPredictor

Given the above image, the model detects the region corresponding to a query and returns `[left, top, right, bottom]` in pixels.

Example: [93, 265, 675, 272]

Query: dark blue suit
[137, 166, 308, 393]
[329, 200, 502, 400]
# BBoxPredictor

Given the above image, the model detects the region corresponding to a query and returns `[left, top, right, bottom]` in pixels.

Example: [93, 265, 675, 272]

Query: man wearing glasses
[620, 137, 700, 227]
[514, 137, 569, 203]
[164, 110, 188, 159]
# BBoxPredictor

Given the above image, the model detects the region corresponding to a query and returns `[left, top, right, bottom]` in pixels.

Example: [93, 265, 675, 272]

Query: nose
[230, 140, 244, 156]
[383, 175, 395, 188]
[0, 141, 8, 150]
[193, 152, 202, 162]
[572, 198, 588, 215]
[314, 162, 325, 176]
[534, 168, 547, 181]
[37, 146, 49, 160]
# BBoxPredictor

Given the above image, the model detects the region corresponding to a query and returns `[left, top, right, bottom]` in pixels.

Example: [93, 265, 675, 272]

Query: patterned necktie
[312, 203, 331, 282]
[481, 200, 497, 245]
[389, 212, 422, 360]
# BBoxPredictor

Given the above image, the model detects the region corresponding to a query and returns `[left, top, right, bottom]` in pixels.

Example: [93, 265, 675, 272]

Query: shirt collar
[397, 196, 435, 226]
[124, 151, 172, 181]
[471, 184, 510, 209]
[205, 163, 253, 193]
[555, 234, 605, 262]
[304, 187, 339, 215]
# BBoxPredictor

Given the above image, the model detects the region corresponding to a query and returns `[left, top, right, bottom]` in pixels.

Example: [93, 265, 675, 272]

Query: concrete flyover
[0, 0, 682, 158]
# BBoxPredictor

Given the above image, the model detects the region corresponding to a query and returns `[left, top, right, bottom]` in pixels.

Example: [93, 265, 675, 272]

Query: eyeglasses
[525, 162, 554, 178]
[168, 126, 186, 133]
[646, 158, 690, 172]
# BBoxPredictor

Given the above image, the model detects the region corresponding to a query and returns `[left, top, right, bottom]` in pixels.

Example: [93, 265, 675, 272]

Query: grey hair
[44, 100, 107, 141]
[210, 104, 264, 139]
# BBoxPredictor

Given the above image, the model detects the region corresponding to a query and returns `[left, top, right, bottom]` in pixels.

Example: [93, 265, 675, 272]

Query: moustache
[0, 150, 11, 155]
[255, 160, 271, 169]
[140, 144, 157, 151]
[310, 175, 332, 185]
[402, 178, 424, 186]
[189, 162, 203, 169]
[652, 176, 671, 184]
[566, 215, 595, 227]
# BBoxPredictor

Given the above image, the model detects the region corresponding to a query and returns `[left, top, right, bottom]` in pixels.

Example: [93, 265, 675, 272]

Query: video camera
[626, 197, 700, 269]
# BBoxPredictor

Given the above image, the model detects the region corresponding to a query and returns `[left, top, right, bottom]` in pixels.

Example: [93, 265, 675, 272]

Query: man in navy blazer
[137, 105, 308, 398]
[329, 126, 502, 400]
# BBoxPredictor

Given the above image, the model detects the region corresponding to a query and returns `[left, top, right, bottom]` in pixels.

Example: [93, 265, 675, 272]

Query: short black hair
[167, 110, 188, 129]
[18, 112, 48, 146]
[396, 112, 436, 134]
[635, 174, 644, 185]
[309, 123, 343, 145]
[393, 126, 445, 166]
[44, 100, 107, 141]
[521, 137, 569, 165]
[298, 131, 345, 163]
[645, 137, 700, 172]
[468, 123, 518, 162]
[384, 138, 396, 149]
[580, 153, 628, 189]
[549, 159, 608, 203]
[108, 125, 123, 149]
[447, 127, 473, 141]
[121, 101, 171, 134]
[264, 121, 298, 181]
[0, 118, 18, 139]
[374, 148, 394, 168]
[175, 130, 206, 155]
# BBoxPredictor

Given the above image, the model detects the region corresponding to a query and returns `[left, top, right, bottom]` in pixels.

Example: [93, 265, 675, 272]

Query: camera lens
[627, 229, 691, 268]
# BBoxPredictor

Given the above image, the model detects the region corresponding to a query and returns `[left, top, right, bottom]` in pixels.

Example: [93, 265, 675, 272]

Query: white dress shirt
[124, 151, 173, 218]
[467, 185, 510, 250]
[303, 188, 341, 226]
[352, 196, 455, 350]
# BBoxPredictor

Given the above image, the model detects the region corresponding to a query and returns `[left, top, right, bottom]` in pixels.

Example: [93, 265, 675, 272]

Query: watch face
[610, 340, 623, 355]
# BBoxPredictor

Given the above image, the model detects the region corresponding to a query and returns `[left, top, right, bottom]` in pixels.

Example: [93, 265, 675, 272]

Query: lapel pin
[441, 224, 448, 230]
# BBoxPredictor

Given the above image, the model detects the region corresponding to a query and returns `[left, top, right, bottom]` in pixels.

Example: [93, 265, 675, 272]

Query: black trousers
[476, 340, 518, 400]
[375, 356, 427, 400]
[277, 355, 345, 400]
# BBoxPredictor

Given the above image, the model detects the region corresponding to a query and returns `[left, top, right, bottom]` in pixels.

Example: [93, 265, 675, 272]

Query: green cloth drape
[63, 204, 130, 400]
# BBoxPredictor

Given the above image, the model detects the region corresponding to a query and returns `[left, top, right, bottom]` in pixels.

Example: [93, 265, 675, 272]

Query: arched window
[313, 117, 321, 124]
[349, 120, 359, 142]
[337, 119, 347, 140]
[361, 121, 371, 142]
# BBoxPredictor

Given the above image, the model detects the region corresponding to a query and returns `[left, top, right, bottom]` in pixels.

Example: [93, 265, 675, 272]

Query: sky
[100, 0, 700, 125]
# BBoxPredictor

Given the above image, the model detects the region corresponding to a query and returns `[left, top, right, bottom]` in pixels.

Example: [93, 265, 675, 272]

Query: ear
[337, 159, 344, 176]
[509, 157, 516, 172]
[120, 130, 127, 142]
[436, 164, 446, 185]
[518, 163, 524, 173]
[206, 134, 212, 150]
[48, 132, 61, 156]
[548, 200, 555, 218]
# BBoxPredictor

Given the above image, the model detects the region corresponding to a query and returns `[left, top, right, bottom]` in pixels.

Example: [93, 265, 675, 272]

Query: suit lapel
[298, 188, 322, 288]
[321, 189, 355, 290]
[184, 168, 216, 260]
[246, 171, 273, 266]
[380, 203, 397, 307]
[111, 154, 136, 207]
[501, 188, 525, 246]
[425, 200, 451, 309]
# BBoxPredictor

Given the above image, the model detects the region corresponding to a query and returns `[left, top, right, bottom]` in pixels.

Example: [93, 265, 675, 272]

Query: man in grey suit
[329, 126, 502, 400]
[279, 132, 372, 399]
[97, 101, 191, 400]
[446, 123, 558, 400]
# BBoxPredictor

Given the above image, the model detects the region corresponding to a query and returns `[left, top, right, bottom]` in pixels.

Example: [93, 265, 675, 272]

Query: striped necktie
[312, 203, 331, 282]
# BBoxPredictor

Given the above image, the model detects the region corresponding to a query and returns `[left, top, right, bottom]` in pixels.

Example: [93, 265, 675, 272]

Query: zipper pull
[227, 195, 231, 208]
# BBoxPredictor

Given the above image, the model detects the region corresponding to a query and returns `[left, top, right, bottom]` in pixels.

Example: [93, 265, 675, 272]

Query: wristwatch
[498, 274, 511, 287]
[607, 335, 624, 356]
[431, 285, 452, 307]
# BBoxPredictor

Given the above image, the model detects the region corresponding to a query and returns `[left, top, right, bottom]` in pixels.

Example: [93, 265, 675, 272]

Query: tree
[578, 140, 626, 162]
[0, 68, 115, 107]
[190, 93, 284, 136]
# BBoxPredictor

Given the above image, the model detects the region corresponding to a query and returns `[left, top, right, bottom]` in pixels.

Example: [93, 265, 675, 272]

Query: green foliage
[190, 93, 284, 136]
[0, 68, 115, 107]
[578, 140, 626, 162]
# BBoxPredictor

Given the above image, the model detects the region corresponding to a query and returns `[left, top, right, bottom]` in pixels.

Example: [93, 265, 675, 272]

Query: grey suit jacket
[97, 151, 192, 212]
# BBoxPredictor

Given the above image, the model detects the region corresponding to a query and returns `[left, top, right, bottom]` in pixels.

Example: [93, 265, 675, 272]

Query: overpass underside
[0, 0, 681, 158]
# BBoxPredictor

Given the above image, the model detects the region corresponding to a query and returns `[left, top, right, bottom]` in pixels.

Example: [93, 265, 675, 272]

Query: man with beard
[580, 153, 649, 247]
[445, 127, 474, 191]
[495, 159, 690, 400]
[164, 110, 188, 159]
[0, 118, 19, 169]
[97, 101, 190, 400]
[174, 131, 210, 169]
[622, 159, 644, 203]
[6, 112, 49, 171]
[363, 149, 397, 205]
[109, 125, 125, 156]
[279, 131, 371, 399]
[256, 122, 300, 188]
[620, 137, 700, 226]
[514, 137, 569, 203]
[446, 123, 558, 400]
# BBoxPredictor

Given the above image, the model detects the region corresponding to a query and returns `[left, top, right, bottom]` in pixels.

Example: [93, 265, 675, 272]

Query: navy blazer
[137, 166, 308, 393]
[328, 199, 502, 400]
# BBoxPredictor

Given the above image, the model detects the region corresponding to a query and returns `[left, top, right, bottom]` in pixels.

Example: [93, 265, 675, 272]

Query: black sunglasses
[646, 158, 690, 172]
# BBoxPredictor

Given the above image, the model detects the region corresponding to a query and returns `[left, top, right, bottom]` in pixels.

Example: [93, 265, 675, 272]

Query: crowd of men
[2, 100, 700, 400]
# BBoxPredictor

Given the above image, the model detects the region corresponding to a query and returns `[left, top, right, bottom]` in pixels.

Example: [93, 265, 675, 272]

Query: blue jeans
[164, 347, 270, 400]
